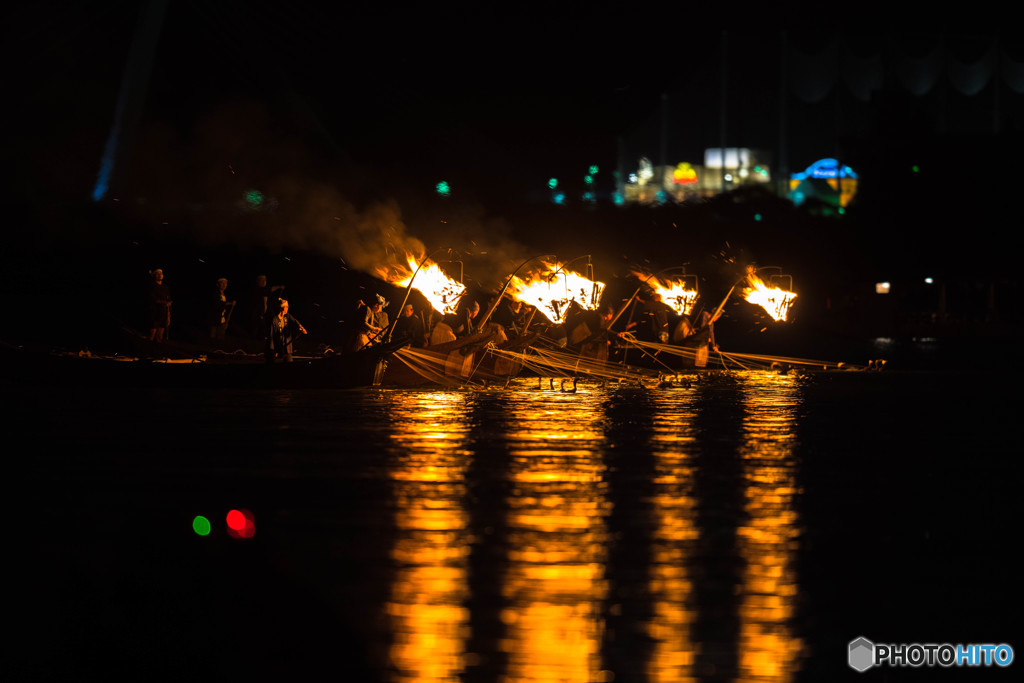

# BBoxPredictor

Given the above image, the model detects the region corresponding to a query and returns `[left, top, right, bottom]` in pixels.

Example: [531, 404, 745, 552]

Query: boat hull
[381, 330, 499, 387]
[0, 345, 390, 390]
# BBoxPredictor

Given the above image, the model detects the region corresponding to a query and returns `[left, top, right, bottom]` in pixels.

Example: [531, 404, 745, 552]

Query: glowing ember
[743, 270, 797, 322]
[507, 260, 605, 323]
[633, 271, 698, 316]
[378, 255, 466, 315]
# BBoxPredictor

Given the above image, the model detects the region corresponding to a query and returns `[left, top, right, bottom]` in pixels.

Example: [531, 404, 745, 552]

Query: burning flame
[743, 270, 796, 322]
[378, 254, 466, 315]
[633, 271, 698, 316]
[507, 261, 605, 324]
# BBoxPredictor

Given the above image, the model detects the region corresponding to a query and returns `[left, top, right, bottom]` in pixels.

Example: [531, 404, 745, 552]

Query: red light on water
[226, 508, 256, 539]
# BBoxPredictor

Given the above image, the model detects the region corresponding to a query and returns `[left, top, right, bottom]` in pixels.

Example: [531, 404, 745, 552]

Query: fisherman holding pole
[265, 298, 306, 363]
[352, 293, 390, 350]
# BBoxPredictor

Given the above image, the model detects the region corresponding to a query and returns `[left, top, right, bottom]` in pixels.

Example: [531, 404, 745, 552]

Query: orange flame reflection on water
[386, 392, 472, 683]
[379, 375, 804, 683]
[502, 391, 611, 682]
[646, 389, 700, 683]
[738, 372, 803, 681]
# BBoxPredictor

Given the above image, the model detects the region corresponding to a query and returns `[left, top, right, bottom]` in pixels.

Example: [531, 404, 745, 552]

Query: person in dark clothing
[249, 275, 284, 338]
[696, 309, 718, 351]
[208, 278, 236, 340]
[148, 269, 172, 342]
[638, 292, 674, 343]
[265, 298, 307, 363]
[392, 304, 426, 348]
[446, 300, 480, 337]
[490, 296, 528, 335]
[575, 305, 619, 360]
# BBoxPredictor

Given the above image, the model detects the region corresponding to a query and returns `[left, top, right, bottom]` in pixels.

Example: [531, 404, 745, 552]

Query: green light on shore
[436, 181, 451, 197]
[192, 515, 211, 536]
[548, 178, 558, 190]
[244, 189, 264, 208]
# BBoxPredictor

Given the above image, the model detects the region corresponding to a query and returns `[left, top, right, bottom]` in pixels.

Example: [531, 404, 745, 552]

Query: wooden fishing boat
[0, 341, 395, 390]
[381, 328, 499, 387]
[470, 329, 541, 384]
[619, 326, 714, 371]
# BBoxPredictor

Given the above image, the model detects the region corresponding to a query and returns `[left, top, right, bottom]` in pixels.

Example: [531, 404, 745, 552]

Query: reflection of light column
[737, 373, 803, 682]
[646, 391, 700, 683]
[386, 392, 472, 683]
[502, 392, 610, 683]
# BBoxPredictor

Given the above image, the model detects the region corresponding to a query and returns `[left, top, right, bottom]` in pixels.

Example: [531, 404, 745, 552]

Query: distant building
[622, 148, 773, 204]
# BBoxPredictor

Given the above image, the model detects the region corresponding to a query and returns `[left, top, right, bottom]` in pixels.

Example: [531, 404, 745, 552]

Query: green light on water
[912, 165, 920, 173]
[584, 175, 593, 185]
[193, 515, 211, 536]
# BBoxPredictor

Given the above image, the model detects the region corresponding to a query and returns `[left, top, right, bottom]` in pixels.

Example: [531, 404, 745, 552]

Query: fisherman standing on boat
[208, 278, 236, 340]
[576, 304, 618, 360]
[635, 291, 674, 343]
[249, 274, 284, 338]
[148, 269, 171, 342]
[392, 303, 426, 348]
[697, 309, 718, 352]
[449, 300, 480, 337]
[491, 295, 528, 334]
[265, 298, 306, 363]
[353, 294, 389, 350]
[671, 306, 719, 360]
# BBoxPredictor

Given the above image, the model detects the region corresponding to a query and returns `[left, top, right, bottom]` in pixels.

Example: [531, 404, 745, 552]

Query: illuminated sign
[705, 148, 751, 169]
[791, 158, 858, 181]
[673, 162, 697, 185]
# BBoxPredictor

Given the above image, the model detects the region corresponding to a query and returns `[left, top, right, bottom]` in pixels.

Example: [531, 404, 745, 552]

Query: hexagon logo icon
[849, 637, 875, 672]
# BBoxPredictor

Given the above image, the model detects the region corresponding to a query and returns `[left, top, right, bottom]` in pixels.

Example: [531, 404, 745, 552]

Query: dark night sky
[3, 0, 1024, 349]
[4, 1, 929, 204]
[5, 2, 1019, 194]
[4, 2, 1023, 276]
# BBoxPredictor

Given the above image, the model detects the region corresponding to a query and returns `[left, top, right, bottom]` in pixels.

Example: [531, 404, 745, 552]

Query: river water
[9, 368, 1018, 681]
